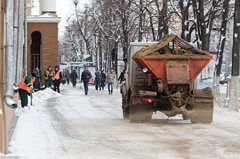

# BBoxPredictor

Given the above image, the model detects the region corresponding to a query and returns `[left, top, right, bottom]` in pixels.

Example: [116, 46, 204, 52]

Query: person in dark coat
[32, 67, 42, 91]
[70, 70, 78, 88]
[81, 67, 92, 95]
[95, 69, 102, 90]
[52, 66, 62, 93]
[100, 70, 106, 90]
[118, 69, 126, 84]
[65, 69, 70, 85]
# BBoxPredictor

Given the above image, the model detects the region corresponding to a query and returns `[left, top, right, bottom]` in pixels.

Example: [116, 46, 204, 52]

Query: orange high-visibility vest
[52, 71, 61, 80]
[18, 83, 31, 93]
[44, 70, 49, 80]
[19, 77, 33, 93]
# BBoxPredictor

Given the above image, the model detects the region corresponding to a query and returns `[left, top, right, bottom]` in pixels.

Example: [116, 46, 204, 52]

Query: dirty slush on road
[20, 85, 238, 159]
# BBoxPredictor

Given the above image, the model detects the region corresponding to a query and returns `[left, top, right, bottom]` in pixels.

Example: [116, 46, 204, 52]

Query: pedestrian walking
[70, 69, 78, 87]
[44, 65, 53, 88]
[106, 68, 116, 95]
[81, 66, 92, 95]
[118, 69, 126, 84]
[95, 69, 102, 90]
[52, 66, 62, 93]
[100, 70, 106, 90]
[18, 74, 34, 110]
[65, 69, 70, 85]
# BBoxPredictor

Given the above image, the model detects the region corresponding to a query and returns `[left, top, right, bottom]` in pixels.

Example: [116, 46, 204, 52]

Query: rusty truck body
[120, 34, 214, 123]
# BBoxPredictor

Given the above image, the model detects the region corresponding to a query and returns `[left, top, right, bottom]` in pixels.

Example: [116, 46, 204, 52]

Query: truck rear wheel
[191, 88, 214, 124]
[129, 104, 153, 123]
[182, 114, 191, 120]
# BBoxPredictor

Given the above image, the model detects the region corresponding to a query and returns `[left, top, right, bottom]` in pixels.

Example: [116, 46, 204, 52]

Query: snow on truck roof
[134, 34, 210, 57]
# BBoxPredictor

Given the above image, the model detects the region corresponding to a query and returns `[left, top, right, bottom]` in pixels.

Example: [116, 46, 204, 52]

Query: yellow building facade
[0, 0, 60, 154]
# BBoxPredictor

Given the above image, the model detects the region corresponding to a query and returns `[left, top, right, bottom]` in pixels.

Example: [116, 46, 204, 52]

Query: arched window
[31, 31, 41, 72]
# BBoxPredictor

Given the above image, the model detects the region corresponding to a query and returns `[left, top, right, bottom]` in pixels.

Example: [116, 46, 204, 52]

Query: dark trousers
[95, 80, 101, 90]
[34, 82, 40, 91]
[45, 80, 52, 88]
[67, 78, 70, 85]
[19, 89, 28, 107]
[108, 83, 113, 94]
[72, 79, 76, 87]
[101, 80, 105, 90]
[53, 80, 61, 93]
[83, 82, 89, 95]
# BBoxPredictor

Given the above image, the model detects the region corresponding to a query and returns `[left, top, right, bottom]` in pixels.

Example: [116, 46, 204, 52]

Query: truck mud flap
[129, 104, 153, 123]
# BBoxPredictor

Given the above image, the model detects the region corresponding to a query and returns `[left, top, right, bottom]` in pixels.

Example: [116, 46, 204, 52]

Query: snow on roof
[27, 14, 61, 23]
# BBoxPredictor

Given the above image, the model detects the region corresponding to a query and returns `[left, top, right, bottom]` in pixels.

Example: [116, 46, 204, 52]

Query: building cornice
[27, 15, 61, 23]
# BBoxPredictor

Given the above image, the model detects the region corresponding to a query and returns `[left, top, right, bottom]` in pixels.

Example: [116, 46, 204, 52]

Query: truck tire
[182, 114, 191, 120]
[191, 88, 214, 124]
[129, 104, 152, 123]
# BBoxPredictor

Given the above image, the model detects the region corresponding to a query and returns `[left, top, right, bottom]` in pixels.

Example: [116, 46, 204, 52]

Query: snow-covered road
[2, 84, 240, 159]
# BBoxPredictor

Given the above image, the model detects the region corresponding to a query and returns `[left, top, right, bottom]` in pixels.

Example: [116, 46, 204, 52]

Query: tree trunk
[138, 0, 143, 42]
[180, 1, 190, 41]
[229, 1, 240, 111]
[229, 76, 239, 111]
[162, 0, 168, 36]
[214, 0, 230, 108]
[155, 0, 162, 40]
[98, 32, 103, 70]
[215, 0, 230, 76]
[121, 0, 129, 60]
[213, 76, 223, 108]
[146, 7, 156, 41]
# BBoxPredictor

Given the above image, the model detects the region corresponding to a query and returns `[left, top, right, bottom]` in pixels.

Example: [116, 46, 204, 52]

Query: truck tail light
[145, 98, 153, 104]
[131, 97, 154, 105]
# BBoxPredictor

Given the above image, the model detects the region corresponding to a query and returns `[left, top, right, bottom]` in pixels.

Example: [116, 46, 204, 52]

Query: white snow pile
[0, 88, 62, 159]
[32, 88, 62, 106]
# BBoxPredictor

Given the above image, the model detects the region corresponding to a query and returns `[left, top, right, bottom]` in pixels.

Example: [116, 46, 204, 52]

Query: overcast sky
[56, 0, 76, 36]
[57, 0, 92, 36]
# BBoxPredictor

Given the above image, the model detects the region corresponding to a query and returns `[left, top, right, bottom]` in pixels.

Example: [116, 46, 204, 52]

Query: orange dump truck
[120, 34, 213, 123]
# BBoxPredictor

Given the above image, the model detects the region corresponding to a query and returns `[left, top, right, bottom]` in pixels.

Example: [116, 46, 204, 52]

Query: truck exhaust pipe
[5, 0, 18, 109]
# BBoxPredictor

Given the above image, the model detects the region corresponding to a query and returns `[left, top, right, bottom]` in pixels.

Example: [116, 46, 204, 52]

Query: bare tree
[229, 1, 240, 111]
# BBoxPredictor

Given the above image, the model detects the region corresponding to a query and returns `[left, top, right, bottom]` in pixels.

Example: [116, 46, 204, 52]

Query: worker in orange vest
[18, 74, 34, 108]
[44, 65, 53, 88]
[52, 65, 62, 93]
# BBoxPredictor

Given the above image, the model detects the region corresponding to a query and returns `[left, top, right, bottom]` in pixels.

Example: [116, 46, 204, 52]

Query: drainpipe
[16, 0, 25, 83]
[14, 0, 19, 83]
[23, 0, 28, 76]
[5, 0, 18, 109]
